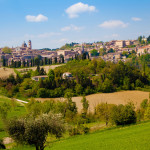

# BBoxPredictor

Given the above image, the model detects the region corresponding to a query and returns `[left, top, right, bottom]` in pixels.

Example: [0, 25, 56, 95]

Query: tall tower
[28, 40, 32, 49]
[81, 43, 84, 54]
[22, 41, 27, 48]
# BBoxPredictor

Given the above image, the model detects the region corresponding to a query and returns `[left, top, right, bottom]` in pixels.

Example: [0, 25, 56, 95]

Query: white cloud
[99, 20, 128, 29]
[65, 2, 96, 18]
[131, 17, 142, 21]
[61, 24, 84, 32]
[26, 14, 48, 22]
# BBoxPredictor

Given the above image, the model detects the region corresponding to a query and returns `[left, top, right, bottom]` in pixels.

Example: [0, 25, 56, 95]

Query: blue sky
[0, 0, 150, 49]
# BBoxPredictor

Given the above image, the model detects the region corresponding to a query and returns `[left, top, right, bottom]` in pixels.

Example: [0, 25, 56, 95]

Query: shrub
[111, 103, 136, 126]
[37, 88, 49, 98]
[144, 103, 150, 120]
[102, 78, 114, 93]
[68, 125, 90, 136]
[69, 127, 81, 136]
[137, 99, 149, 121]
[141, 99, 148, 109]
[135, 79, 144, 88]
[82, 125, 90, 134]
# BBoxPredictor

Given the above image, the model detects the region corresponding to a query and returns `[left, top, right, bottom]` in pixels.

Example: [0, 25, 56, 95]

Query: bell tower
[28, 40, 32, 49]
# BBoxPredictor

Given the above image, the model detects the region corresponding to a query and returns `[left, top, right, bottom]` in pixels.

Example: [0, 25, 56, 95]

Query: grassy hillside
[48, 121, 150, 150]
[11, 121, 150, 150]
[0, 95, 26, 139]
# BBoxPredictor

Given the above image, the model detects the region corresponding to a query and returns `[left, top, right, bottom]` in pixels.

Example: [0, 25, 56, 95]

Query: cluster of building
[0, 40, 82, 66]
[0, 39, 150, 67]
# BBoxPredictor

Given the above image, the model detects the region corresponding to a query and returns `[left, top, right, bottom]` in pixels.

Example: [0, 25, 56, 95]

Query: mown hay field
[0, 64, 64, 78]
[0, 68, 16, 78]
[36, 91, 150, 113]
[16, 64, 64, 73]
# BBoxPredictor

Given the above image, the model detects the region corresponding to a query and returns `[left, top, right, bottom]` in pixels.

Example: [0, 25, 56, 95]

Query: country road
[15, 99, 28, 104]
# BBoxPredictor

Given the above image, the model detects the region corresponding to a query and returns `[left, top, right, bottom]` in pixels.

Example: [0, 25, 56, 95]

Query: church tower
[28, 40, 32, 49]
[22, 41, 27, 48]
[81, 43, 85, 54]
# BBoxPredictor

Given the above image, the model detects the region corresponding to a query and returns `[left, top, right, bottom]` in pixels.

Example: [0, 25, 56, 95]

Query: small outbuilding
[31, 75, 48, 81]
[62, 72, 73, 79]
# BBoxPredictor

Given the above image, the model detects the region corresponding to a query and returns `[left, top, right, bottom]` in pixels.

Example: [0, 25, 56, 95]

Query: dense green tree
[102, 78, 114, 93]
[34, 56, 41, 66]
[37, 88, 48, 98]
[81, 96, 89, 116]
[96, 103, 113, 126]
[39, 68, 46, 75]
[64, 91, 77, 119]
[48, 69, 55, 81]
[90, 49, 99, 56]
[75, 84, 83, 95]
[54, 57, 57, 64]
[22, 60, 26, 67]
[27, 60, 29, 67]
[44, 57, 47, 65]
[108, 48, 115, 53]
[2, 58, 6, 67]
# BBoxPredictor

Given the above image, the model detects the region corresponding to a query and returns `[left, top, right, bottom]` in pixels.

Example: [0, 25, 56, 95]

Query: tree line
[2, 55, 65, 68]
[0, 55, 150, 99]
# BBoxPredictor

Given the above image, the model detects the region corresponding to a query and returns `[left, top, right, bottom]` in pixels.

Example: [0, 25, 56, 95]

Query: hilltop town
[0, 36, 149, 67]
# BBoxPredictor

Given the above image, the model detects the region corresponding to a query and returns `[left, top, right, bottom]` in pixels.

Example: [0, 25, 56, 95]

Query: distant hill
[39, 48, 59, 51]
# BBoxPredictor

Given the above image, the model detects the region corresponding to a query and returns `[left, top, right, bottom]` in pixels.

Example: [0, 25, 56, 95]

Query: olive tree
[7, 113, 65, 150]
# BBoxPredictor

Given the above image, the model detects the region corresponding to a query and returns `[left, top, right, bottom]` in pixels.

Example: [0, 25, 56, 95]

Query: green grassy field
[48, 122, 150, 150]
[11, 121, 150, 150]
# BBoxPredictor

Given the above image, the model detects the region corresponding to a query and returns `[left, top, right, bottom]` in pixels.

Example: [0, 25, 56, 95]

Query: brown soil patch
[35, 91, 149, 113]
[3, 137, 13, 144]
[0, 68, 16, 78]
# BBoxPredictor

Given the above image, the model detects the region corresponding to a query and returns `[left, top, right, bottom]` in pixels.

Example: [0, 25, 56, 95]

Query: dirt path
[15, 99, 28, 104]
[3, 137, 13, 144]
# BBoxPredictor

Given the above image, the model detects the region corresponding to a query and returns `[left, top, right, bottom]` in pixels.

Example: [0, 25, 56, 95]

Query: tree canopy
[2, 47, 12, 54]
